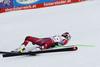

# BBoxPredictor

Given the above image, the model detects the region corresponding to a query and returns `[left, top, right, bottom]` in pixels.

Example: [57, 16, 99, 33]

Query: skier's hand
[53, 42, 58, 45]
[51, 42, 64, 47]
[58, 42, 64, 45]
[51, 42, 58, 47]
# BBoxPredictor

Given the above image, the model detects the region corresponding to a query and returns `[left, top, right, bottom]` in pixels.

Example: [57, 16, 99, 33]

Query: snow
[0, 0, 100, 67]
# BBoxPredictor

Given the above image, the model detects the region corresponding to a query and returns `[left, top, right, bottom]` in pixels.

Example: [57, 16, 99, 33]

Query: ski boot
[11, 44, 26, 53]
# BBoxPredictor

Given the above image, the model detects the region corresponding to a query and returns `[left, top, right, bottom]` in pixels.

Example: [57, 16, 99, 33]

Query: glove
[51, 42, 64, 47]
[53, 42, 58, 45]
[32, 43, 35, 45]
[58, 43, 63, 46]
[51, 42, 58, 47]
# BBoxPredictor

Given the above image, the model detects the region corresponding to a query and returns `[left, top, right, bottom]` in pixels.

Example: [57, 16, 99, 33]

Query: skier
[12, 32, 71, 52]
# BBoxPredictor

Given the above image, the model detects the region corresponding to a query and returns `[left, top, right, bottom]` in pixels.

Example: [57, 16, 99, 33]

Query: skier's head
[62, 32, 69, 37]
[61, 32, 71, 40]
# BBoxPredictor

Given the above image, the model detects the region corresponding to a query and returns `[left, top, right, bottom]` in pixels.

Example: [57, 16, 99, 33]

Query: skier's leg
[39, 38, 53, 50]
[12, 36, 40, 52]
[23, 36, 40, 46]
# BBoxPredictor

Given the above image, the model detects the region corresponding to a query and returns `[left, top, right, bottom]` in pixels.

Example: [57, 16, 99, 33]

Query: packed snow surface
[0, 0, 100, 67]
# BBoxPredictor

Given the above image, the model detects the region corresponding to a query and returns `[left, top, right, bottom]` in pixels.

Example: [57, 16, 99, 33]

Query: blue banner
[14, 0, 58, 7]
[0, 0, 14, 9]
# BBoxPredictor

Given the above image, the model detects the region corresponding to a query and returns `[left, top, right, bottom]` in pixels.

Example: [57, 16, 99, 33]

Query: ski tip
[73, 47, 78, 50]
[3, 53, 10, 57]
[3, 54, 7, 57]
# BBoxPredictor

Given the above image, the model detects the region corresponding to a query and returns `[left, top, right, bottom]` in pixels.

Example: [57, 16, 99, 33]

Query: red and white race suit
[23, 35, 71, 50]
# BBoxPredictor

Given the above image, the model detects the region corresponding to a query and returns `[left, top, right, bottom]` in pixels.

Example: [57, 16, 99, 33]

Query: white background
[0, 0, 100, 67]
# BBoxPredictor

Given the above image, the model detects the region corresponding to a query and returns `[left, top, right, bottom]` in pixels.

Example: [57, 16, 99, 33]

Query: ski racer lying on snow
[12, 32, 71, 52]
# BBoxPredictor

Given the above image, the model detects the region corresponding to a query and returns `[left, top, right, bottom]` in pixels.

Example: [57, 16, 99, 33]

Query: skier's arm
[56, 39, 68, 45]
[52, 39, 68, 47]
[61, 39, 68, 45]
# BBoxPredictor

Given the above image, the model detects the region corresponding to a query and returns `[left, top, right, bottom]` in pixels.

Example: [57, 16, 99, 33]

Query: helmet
[62, 32, 69, 37]
[62, 32, 71, 40]
[64, 32, 69, 35]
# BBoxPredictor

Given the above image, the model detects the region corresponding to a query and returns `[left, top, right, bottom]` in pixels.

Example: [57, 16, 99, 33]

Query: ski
[3, 46, 78, 57]
[0, 51, 11, 54]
